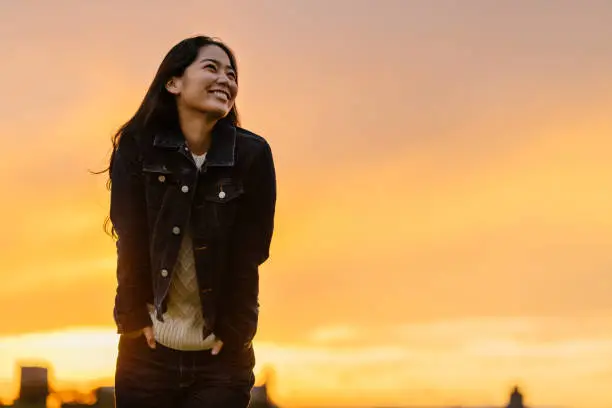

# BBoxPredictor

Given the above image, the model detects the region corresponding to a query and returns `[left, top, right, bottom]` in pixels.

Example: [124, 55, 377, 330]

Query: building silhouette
[2, 364, 280, 408]
[5, 366, 50, 408]
[3, 363, 531, 408]
[506, 385, 525, 408]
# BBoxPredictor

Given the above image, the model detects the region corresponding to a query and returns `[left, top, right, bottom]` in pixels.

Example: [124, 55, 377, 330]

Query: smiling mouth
[209, 89, 231, 100]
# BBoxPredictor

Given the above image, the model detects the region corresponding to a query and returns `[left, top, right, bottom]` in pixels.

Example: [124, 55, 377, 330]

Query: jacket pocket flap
[142, 163, 173, 174]
[204, 181, 244, 203]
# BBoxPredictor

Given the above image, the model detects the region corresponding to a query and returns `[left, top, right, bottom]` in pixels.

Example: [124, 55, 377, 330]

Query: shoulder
[234, 127, 274, 166]
[113, 131, 142, 164]
[235, 127, 272, 153]
[116, 127, 153, 154]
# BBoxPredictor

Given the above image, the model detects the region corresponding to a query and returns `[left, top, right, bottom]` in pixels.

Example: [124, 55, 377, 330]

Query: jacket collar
[153, 121, 236, 167]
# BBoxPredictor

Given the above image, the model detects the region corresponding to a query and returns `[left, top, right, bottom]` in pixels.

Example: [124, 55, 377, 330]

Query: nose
[216, 73, 230, 84]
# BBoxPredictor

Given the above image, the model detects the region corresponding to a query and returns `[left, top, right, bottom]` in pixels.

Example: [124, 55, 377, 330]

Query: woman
[106, 36, 276, 408]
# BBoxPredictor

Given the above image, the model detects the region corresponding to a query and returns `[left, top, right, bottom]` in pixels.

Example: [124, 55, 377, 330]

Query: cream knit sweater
[148, 152, 216, 351]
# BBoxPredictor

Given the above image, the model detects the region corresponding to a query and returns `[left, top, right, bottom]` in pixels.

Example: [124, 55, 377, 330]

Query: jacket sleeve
[215, 140, 277, 349]
[110, 134, 153, 334]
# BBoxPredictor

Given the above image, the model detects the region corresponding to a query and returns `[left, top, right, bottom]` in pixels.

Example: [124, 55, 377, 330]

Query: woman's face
[167, 45, 238, 119]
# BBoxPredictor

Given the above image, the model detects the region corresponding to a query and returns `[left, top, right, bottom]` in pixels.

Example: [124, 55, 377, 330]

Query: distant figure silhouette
[249, 382, 279, 408]
[103, 35, 277, 408]
[249, 367, 279, 408]
[506, 385, 525, 408]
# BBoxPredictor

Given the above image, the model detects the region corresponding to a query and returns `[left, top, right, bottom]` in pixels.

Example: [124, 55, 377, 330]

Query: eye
[227, 70, 237, 81]
[204, 63, 217, 71]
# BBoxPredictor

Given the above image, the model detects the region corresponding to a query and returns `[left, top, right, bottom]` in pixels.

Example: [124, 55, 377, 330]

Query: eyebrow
[200, 58, 235, 70]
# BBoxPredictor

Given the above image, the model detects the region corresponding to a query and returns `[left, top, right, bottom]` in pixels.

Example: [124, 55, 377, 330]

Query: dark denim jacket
[110, 121, 276, 350]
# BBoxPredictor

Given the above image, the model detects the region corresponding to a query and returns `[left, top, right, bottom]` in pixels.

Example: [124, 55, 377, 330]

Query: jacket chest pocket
[142, 164, 177, 209]
[196, 179, 244, 232]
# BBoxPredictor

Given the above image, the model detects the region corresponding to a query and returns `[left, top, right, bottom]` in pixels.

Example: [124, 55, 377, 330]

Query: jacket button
[181, 185, 189, 193]
[160, 269, 169, 277]
[172, 226, 181, 235]
[158, 175, 166, 183]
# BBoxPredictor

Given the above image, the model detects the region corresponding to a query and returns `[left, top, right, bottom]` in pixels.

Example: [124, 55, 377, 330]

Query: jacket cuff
[214, 320, 254, 350]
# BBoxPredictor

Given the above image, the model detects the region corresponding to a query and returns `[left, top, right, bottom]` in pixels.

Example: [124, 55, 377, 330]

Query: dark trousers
[115, 335, 256, 408]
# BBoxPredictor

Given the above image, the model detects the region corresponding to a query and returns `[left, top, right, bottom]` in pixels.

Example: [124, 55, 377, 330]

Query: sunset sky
[1, 1, 612, 407]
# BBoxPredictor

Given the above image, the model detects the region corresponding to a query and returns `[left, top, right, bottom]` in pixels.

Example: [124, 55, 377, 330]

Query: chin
[200, 101, 232, 119]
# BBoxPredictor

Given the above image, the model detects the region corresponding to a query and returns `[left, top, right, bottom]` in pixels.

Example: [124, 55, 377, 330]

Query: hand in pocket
[123, 326, 156, 349]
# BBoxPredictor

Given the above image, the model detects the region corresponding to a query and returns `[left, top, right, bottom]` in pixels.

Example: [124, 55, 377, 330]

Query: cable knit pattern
[149, 152, 216, 350]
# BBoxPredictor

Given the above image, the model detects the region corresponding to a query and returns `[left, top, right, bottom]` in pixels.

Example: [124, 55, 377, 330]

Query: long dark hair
[100, 35, 240, 235]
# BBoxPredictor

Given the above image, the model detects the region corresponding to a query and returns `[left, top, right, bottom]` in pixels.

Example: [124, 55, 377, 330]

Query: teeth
[212, 91, 228, 98]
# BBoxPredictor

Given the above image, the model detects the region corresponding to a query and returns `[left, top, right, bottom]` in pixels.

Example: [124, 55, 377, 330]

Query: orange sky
[2, 1, 612, 407]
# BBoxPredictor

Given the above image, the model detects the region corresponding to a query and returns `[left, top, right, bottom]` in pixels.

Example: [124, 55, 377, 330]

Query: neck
[177, 108, 218, 155]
